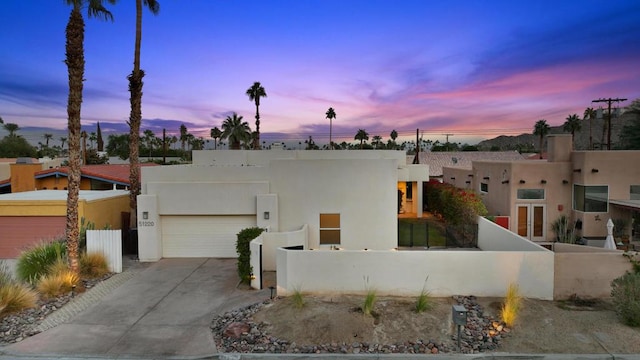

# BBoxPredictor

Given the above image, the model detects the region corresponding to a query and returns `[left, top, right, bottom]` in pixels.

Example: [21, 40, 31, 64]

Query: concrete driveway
[2, 258, 269, 359]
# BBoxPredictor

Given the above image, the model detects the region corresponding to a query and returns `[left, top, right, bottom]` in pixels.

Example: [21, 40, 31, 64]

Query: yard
[397, 216, 447, 248]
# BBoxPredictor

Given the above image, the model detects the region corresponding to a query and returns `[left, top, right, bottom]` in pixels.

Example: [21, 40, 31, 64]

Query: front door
[516, 204, 545, 242]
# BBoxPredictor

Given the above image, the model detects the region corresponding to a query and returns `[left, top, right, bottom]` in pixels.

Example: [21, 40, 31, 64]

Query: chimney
[547, 134, 572, 162]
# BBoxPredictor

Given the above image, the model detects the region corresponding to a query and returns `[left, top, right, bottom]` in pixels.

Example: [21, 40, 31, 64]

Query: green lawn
[398, 218, 446, 247]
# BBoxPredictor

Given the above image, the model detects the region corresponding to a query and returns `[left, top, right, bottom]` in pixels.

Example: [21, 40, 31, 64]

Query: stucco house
[137, 150, 427, 261]
[443, 134, 640, 244]
[0, 189, 129, 258]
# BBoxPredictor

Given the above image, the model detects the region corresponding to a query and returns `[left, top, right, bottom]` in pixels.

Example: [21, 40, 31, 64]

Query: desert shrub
[0, 261, 14, 286]
[291, 286, 305, 309]
[16, 240, 66, 285]
[80, 252, 110, 279]
[37, 271, 80, 299]
[0, 283, 38, 316]
[415, 278, 433, 313]
[551, 215, 575, 243]
[611, 272, 640, 327]
[362, 276, 377, 316]
[236, 227, 265, 285]
[500, 283, 522, 327]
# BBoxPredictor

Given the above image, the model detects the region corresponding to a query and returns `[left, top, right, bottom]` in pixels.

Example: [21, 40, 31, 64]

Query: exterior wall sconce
[450, 177, 456, 180]
[519, 180, 526, 184]
[465, 180, 471, 184]
[540, 179, 547, 184]
[483, 176, 490, 180]
[468, 174, 474, 177]
[501, 180, 509, 184]
[591, 168, 599, 173]
[562, 179, 569, 184]
[263, 211, 270, 220]
[573, 169, 581, 172]
[142, 211, 149, 220]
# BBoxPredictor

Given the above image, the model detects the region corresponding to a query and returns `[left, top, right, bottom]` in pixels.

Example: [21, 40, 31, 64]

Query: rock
[431, 347, 439, 354]
[223, 322, 251, 338]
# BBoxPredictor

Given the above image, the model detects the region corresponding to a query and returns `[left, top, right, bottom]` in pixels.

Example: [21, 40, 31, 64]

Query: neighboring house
[0, 190, 129, 258]
[443, 134, 640, 243]
[137, 150, 428, 261]
[0, 162, 157, 193]
[409, 151, 526, 181]
[0, 157, 63, 194]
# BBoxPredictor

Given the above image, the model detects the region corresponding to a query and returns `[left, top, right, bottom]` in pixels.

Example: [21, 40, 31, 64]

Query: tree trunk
[254, 103, 260, 150]
[65, 6, 84, 274]
[129, 0, 144, 228]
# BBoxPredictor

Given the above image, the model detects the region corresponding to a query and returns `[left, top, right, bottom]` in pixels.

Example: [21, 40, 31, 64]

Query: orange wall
[36, 177, 93, 190]
[9, 163, 40, 192]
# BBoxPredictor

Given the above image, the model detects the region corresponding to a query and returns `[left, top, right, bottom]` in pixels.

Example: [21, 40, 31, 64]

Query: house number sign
[138, 220, 155, 227]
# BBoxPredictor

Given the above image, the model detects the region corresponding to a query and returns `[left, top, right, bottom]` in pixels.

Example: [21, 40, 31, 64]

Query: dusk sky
[1, 0, 639, 147]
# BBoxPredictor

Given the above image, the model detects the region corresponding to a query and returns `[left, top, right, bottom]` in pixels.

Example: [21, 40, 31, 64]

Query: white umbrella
[604, 218, 616, 249]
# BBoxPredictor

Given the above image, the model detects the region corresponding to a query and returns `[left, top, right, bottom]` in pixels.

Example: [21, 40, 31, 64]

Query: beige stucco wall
[553, 243, 631, 299]
[276, 247, 554, 299]
[571, 150, 640, 237]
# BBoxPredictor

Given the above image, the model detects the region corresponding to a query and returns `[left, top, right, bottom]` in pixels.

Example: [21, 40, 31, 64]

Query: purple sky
[1, 0, 639, 147]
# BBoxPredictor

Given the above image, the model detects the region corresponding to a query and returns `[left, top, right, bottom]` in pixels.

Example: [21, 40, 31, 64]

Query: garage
[161, 215, 256, 258]
[0, 216, 66, 258]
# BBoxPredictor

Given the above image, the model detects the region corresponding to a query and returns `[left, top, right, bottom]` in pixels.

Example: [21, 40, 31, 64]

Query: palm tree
[179, 124, 188, 151]
[325, 107, 336, 150]
[245, 82, 266, 149]
[89, 131, 97, 148]
[354, 129, 369, 149]
[563, 114, 582, 149]
[64, 0, 115, 274]
[221, 112, 251, 150]
[584, 107, 596, 150]
[60, 136, 67, 150]
[210, 127, 222, 149]
[3, 122, 19, 137]
[533, 119, 550, 159]
[128, 0, 160, 228]
[372, 135, 383, 149]
[170, 135, 178, 149]
[143, 129, 155, 158]
[43, 133, 53, 147]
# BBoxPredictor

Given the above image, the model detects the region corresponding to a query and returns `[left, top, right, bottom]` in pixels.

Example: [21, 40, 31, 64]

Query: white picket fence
[86, 230, 122, 273]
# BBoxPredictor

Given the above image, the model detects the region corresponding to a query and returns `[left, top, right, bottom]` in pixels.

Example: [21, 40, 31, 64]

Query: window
[319, 213, 340, 245]
[480, 183, 488, 193]
[631, 185, 640, 200]
[517, 189, 545, 200]
[573, 185, 608, 212]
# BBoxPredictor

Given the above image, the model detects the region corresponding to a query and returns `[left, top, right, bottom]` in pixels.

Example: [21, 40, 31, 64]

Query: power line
[591, 97, 627, 150]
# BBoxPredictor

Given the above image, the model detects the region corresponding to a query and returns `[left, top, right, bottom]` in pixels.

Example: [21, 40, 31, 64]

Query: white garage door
[161, 215, 256, 258]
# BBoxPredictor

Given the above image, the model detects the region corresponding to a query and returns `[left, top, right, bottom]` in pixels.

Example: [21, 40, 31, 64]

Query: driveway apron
[3, 258, 269, 359]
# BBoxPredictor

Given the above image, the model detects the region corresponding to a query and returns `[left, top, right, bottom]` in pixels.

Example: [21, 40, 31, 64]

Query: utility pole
[443, 133, 453, 151]
[162, 128, 167, 165]
[592, 97, 627, 150]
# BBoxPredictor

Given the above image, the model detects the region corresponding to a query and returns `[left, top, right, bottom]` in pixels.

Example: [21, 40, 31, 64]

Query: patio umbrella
[604, 218, 616, 249]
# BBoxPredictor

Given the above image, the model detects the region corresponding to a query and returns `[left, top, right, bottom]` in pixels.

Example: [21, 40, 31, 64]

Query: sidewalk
[1, 258, 269, 359]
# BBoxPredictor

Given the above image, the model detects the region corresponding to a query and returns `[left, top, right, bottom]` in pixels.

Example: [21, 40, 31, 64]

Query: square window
[480, 183, 488, 193]
[320, 213, 340, 245]
[573, 185, 608, 212]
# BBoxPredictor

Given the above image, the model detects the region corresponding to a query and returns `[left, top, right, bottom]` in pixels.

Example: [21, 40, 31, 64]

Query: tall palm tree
[179, 124, 188, 151]
[221, 112, 251, 150]
[562, 114, 582, 149]
[533, 119, 550, 159]
[584, 107, 596, 150]
[245, 82, 266, 149]
[354, 129, 369, 149]
[43, 133, 53, 147]
[89, 131, 97, 148]
[143, 129, 155, 158]
[325, 107, 336, 150]
[372, 135, 383, 149]
[64, 0, 115, 274]
[60, 136, 67, 150]
[129, 0, 160, 228]
[3, 123, 19, 137]
[210, 127, 222, 150]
